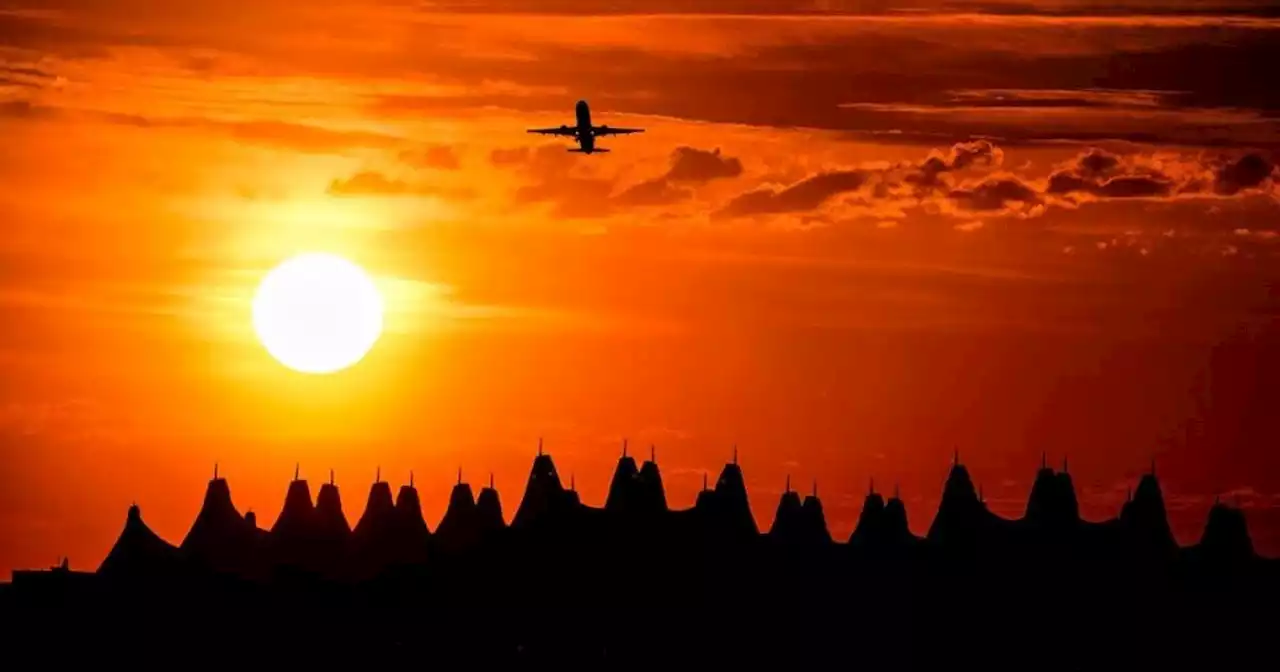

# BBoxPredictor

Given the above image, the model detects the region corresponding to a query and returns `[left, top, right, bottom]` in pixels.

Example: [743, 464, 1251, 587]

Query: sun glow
[252, 253, 384, 374]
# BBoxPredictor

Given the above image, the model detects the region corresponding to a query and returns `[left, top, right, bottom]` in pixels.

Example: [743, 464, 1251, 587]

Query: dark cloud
[327, 171, 471, 199]
[614, 178, 693, 207]
[717, 171, 868, 219]
[714, 143, 1277, 226]
[906, 140, 1003, 191]
[1077, 149, 1123, 177]
[492, 144, 734, 217]
[948, 177, 1041, 212]
[0, 64, 57, 90]
[1214, 153, 1277, 196]
[1042, 148, 1275, 203]
[384, 1, 1280, 17]
[664, 147, 743, 183]
[399, 145, 461, 171]
[1092, 175, 1175, 199]
[0, 100, 57, 120]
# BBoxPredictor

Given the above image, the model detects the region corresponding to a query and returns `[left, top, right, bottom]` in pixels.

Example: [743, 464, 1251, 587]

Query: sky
[2, 0, 1279, 572]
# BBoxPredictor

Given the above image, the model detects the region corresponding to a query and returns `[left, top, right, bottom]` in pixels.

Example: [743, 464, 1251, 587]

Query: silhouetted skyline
[6, 445, 1274, 665]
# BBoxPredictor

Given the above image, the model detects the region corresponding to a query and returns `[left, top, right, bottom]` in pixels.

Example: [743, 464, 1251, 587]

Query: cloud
[0, 100, 57, 120]
[609, 146, 742, 209]
[947, 176, 1041, 212]
[327, 171, 471, 199]
[399, 145, 461, 171]
[1213, 153, 1277, 196]
[664, 147, 743, 183]
[492, 144, 737, 217]
[712, 142, 1277, 231]
[717, 170, 868, 219]
[614, 178, 693, 207]
[905, 140, 1004, 191]
[1045, 149, 1275, 203]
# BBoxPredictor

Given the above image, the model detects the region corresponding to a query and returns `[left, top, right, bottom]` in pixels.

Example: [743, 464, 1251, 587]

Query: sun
[252, 252, 384, 374]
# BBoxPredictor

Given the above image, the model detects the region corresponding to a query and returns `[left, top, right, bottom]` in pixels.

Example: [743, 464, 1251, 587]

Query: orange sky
[3, 1, 1280, 573]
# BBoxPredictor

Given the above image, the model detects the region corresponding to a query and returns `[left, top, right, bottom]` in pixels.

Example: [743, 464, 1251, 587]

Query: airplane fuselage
[528, 99, 640, 153]
[575, 100, 596, 153]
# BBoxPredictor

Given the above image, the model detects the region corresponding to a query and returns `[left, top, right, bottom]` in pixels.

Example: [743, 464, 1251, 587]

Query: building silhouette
[3, 446, 1276, 667]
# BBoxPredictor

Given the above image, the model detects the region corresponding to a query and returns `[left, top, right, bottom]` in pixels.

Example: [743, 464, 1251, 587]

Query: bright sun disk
[252, 252, 384, 374]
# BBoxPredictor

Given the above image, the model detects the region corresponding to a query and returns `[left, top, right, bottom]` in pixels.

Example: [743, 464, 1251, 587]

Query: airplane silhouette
[527, 100, 643, 154]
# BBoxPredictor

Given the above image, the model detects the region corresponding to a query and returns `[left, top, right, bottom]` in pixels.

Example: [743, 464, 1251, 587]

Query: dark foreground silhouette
[3, 449, 1277, 667]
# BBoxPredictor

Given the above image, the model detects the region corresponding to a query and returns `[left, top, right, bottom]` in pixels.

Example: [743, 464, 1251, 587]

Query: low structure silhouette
[3, 447, 1276, 667]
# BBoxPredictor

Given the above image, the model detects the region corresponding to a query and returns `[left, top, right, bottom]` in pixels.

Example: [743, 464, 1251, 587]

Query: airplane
[527, 100, 643, 154]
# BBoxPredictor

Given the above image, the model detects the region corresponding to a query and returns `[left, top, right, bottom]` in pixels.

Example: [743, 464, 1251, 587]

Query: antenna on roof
[785, 474, 791, 493]
[622, 438, 628, 458]
[571, 473, 576, 492]
[490, 473, 494, 489]
[650, 445, 655, 463]
[329, 468, 334, 486]
[703, 472, 709, 491]
[294, 463, 300, 481]
[457, 467, 462, 485]
[410, 470, 414, 488]
[732, 445, 738, 465]
[538, 437, 543, 457]
[214, 463, 219, 480]
[376, 466, 381, 483]
[812, 479, 818, 498]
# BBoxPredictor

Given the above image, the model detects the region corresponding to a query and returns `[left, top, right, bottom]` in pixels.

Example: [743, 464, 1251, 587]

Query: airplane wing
[527, 126, 577, 136]
[592, 125, 644, 136]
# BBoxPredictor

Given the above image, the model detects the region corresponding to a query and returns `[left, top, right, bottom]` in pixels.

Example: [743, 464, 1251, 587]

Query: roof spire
[376, 466, 381, 483]
[538, 437, 543, 457]
[732, 444, 738, 465]
[329, 468, 334, 486]
[622, 438, 628, 458]
[703, 472, 709, 491]
[214, 462, 219, 480]
[570, 473, 576, 491]
[812, 479, 818, 498]
[785, 474, 791, 493]
[650, 444, 655, 463]
[410, 470, 414, 488]
[457, 467, 462, 485]
[490, 472, 494, 489]
[294, 463, 299, 481]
